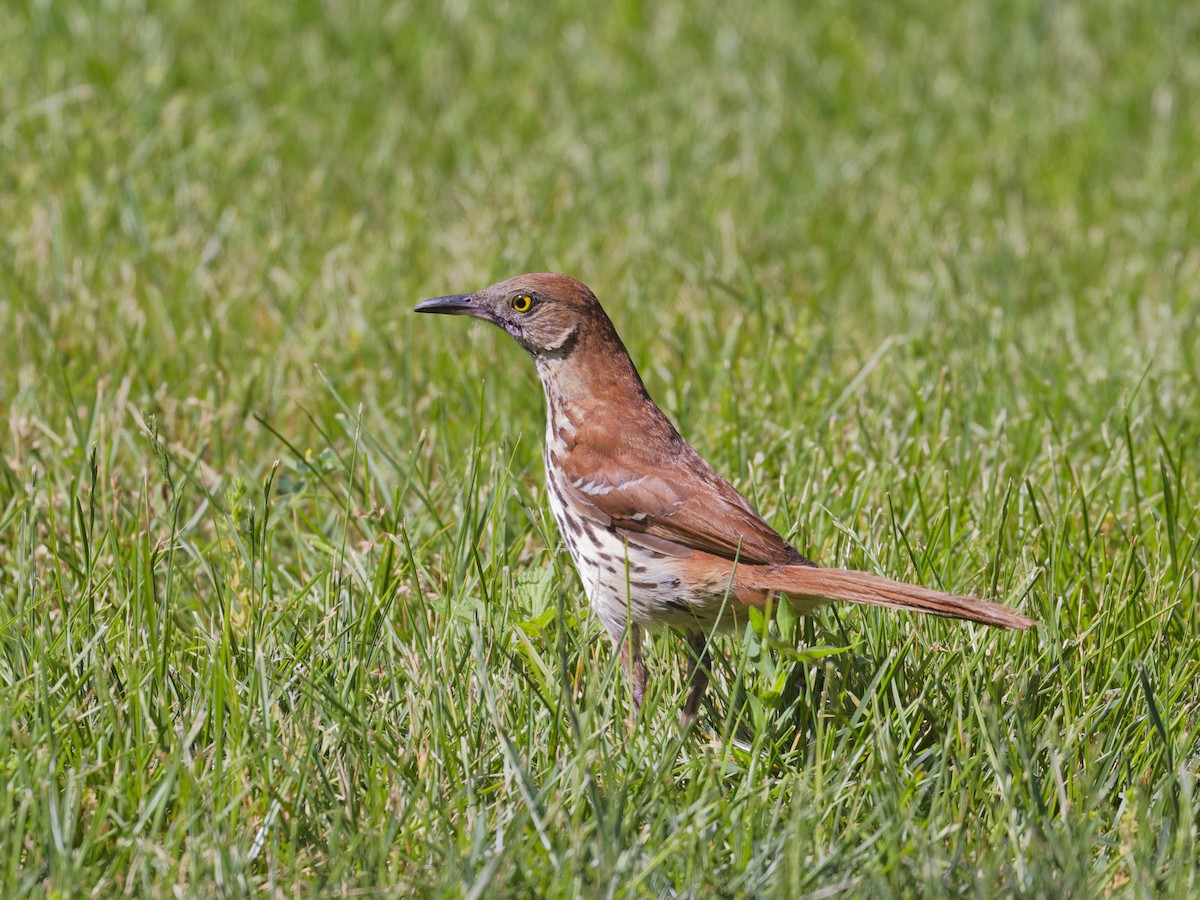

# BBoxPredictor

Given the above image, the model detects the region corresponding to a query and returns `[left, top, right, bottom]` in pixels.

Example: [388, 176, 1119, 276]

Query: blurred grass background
[1, 0, 1198, 895]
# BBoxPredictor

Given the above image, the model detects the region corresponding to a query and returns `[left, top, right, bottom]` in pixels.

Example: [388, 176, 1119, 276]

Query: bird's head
[415, 272, 613, 358]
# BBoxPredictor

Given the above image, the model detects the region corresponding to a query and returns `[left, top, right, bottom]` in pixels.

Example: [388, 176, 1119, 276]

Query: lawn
[2, 0, 1198, 894]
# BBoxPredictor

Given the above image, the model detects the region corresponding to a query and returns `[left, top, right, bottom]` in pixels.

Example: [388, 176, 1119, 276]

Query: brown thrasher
[416, 273, 1035, 721]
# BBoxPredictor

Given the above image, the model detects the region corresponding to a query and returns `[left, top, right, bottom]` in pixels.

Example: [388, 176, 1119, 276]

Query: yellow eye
[511, 294, 532, 312]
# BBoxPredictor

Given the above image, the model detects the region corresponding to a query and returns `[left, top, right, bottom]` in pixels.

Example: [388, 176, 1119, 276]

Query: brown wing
[559, 428, 810, 567]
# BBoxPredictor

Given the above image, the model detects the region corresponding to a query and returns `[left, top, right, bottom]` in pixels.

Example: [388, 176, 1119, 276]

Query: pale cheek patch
[541, 322, 577, 352]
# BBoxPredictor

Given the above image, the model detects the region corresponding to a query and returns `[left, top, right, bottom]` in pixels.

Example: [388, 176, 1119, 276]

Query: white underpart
[544, 446, 734, 641]
[536, 353, 734, 639]
[544, 465, 677, 634]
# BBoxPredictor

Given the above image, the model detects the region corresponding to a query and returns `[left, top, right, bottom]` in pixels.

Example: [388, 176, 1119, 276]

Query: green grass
[2, 0, 1199, 894]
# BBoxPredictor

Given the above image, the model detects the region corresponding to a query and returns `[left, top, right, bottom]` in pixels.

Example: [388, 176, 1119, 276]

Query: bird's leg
[617, 624, 646, 713]
[682, 631, 712, 725]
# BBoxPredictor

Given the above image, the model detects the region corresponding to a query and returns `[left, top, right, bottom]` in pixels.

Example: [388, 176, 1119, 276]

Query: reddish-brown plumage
[416, 273, 1036, 722]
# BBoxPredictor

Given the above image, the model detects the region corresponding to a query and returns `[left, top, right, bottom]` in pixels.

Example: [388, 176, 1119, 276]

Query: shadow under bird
[416, 273, 1035, 722]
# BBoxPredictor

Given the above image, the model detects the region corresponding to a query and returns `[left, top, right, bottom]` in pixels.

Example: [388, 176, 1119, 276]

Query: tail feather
[751, 566, 1035, 630]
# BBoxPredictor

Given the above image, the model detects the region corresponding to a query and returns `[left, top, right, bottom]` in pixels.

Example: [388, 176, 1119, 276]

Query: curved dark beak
[414, 293, 478, 315]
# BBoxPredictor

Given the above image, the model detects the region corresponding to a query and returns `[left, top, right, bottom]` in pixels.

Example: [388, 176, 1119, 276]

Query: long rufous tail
[749, 566, 1035, 629]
